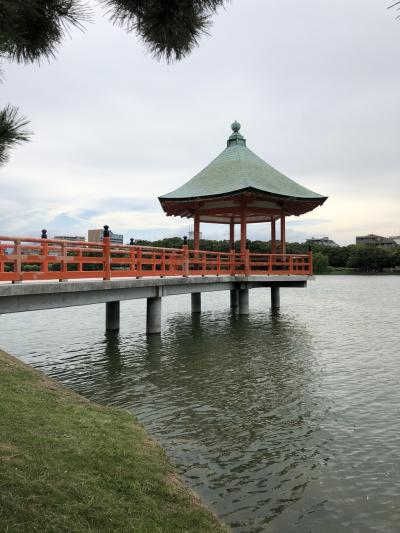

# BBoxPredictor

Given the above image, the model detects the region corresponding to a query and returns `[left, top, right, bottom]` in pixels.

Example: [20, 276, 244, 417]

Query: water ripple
[1, 276, 400, 532]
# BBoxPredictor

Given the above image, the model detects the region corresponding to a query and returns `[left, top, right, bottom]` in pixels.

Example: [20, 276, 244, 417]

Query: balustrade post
[308, 247, 313, 275]
[289, 255, 293, 275]
[216, 253, 221, 276]
[77, 248, 82, 273]
[103, 225, 111, 281]
[13, 239, 22, 283]
[60, 242, 68, 282]
[136, 247, 142, 278]
[229, 245, 235, 276]
[182, 236, 189, 277]
[202, 251, 206, 276]
[129, 238, 135, 275]
[268, 253, 273, 274]
[41, 229, 49, 276]
[244, 248, 250, 276]
[160, 250, 166, 277]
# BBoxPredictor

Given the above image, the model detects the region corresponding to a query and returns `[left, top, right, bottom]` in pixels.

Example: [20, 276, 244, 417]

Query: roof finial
[227, 120, 246, 147]
[231, 120, 241, 133]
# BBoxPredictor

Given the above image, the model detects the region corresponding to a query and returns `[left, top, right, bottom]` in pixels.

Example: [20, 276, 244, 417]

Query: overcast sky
[1, 0, 400, 244]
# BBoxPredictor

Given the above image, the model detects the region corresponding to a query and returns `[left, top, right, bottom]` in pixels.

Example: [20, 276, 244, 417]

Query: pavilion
[0, 126, 328, 331]
[159, 122, 327, 253]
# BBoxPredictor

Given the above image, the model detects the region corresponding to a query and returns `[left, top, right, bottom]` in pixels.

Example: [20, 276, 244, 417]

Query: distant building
[305, 237, 339, 247]
[88, 229, 123, 244]
[390, 235, 400, 245]
[54, 235, 85, 242]
[356, 234, 397, 248]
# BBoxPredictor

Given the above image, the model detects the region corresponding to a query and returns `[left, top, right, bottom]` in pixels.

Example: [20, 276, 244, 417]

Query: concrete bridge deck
[0, 275, 311, 333]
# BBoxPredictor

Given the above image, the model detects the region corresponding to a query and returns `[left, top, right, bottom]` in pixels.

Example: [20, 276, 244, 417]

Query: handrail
[0, 235, 182, 252]
[0, 234, 313, 282]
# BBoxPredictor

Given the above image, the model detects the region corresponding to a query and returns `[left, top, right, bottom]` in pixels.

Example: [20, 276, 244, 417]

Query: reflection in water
[104, 331, 122, 378]
[90, 309, 323, 531]
[146, 311, 323, 532]
[1, 277, 400, 532]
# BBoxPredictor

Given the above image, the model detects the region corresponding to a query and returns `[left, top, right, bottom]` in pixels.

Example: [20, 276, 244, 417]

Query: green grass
[0, 349, 228, 533]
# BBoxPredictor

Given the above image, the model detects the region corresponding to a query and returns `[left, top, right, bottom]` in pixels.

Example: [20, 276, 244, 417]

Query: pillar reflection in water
[129, 309, 324, 530]
[103, 331, 122, 378]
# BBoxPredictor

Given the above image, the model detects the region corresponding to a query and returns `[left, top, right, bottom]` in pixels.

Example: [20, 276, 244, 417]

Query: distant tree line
[313, 244, 400, 273]
[134, 238, 400, 274]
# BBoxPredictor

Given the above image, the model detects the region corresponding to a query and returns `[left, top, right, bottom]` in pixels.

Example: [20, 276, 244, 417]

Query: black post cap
[129, 238, 135, 245]
[183, 236, 188, 245]
[103, 225, 110, 238]
[41, 229, 47, 239]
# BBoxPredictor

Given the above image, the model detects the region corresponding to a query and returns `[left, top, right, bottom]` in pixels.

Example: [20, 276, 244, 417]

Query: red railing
[0, 235, 313, 283]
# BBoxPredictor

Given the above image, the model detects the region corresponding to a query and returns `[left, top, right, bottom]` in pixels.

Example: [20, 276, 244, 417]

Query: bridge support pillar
[238, 288, 249, 315]
[147, 297, 162, 334]
[191, 293, 201, 313]
[106, 301, 120, 331]
[230, 289, 239, 309]
[271, 286, 280, 309]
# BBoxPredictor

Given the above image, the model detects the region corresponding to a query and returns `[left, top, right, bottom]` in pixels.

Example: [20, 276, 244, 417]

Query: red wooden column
[194, 210, 200, 251]
[240, 209, 247, 254]
[229, 219, 235, 248]
[103, 225, 111, 280]
[271, 217, 276, 254]
[280, 214, 286, 254]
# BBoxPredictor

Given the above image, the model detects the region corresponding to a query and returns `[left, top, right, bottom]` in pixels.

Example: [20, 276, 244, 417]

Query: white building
[305, 237, 339, 247]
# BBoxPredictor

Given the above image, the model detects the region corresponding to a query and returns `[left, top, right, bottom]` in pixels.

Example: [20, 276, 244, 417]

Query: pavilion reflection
[137, 309, 324, 527]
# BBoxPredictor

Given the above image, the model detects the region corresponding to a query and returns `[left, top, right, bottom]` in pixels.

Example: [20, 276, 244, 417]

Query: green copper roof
[160, 122, 326, 201]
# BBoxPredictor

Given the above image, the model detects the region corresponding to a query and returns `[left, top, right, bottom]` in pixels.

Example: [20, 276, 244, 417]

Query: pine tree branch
[388, 1, 400, 19]
[101, 0, 226, 62]
[0, 105, 32, 165]
[0, 0, 90, 64]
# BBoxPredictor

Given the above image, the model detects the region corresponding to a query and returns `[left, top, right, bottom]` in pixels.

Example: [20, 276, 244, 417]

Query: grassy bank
[0, 349, 228, 533]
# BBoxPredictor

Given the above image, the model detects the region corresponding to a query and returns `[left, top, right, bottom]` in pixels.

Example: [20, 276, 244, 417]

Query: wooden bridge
[0, 232, 312, 282]
[0, 231, 313, 333]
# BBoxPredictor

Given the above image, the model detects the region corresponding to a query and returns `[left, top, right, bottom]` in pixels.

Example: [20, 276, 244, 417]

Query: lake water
[1, 276, 400, 532]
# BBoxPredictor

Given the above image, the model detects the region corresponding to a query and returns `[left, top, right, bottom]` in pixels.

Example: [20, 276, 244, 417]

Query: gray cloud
[1, 0, 400, 244]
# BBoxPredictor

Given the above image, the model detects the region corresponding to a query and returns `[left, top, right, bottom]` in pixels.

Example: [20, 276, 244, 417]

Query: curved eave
[159, 187, 328, 221]
[159, 185, 326, 204]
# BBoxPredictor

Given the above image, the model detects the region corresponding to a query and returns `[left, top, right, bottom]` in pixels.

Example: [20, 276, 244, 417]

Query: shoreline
[318, 270, 400, 275]
[0, 348, 228, 532]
